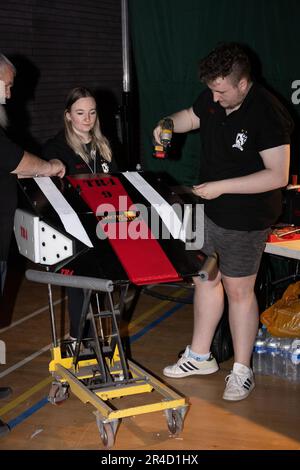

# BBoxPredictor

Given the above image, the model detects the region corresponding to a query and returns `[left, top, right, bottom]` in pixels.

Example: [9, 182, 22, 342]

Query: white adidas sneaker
[163, 346, 219, 378]
[223, 362, 255, 401]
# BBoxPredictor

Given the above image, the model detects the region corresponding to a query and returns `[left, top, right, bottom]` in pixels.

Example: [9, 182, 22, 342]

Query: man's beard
[0, 104, 8, 129]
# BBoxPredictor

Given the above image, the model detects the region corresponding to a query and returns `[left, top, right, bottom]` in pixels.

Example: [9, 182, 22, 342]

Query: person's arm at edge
[11, 151, 65, 178]
[153, 107, 200, 144]
[193, 144, 290, 199]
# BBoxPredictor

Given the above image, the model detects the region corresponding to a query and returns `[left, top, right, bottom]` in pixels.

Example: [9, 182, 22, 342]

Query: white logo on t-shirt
[101, 161, 109, 173]
[232, 131, 248, 151]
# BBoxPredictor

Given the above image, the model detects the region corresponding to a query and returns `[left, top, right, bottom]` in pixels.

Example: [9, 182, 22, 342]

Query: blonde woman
[44, 86, 115, 174]
[43, 86, 116, 343]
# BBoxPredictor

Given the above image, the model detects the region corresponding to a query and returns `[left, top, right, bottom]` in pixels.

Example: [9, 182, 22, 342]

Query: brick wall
[0, 0, 123, 152]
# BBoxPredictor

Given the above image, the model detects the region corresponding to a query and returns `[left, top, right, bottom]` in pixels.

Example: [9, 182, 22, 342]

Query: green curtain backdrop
[129, 0, 300, 185]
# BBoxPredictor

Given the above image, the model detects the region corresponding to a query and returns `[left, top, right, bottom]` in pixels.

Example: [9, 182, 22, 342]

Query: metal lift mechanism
[25, 269, 188, 448]
[15, 172, 216, 448]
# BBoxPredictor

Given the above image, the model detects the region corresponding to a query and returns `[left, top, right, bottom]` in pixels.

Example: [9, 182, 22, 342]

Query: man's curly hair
[198, 42, 251, 85]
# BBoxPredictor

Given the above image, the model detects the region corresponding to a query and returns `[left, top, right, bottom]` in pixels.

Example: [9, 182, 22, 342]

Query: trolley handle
[25, 269, 114, 292]
[198, 253, 218, 281]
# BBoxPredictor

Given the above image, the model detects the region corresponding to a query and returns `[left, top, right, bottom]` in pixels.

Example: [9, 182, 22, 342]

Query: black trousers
[67, 287, 91, 339]
[0, 261, 7, 295]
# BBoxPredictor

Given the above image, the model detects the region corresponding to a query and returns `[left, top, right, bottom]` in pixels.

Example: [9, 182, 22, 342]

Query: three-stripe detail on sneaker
[243, 378, 253, 390]
[179, 361, 200, 372]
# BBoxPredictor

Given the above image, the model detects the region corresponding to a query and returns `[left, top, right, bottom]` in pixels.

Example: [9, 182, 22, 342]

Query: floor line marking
[0, 344, 52, 379]
[0, 290, 186, 378]
[8, 397, 49, 429]
[0, 297, 66, 333]
[124, 288, 187, 334]
[130, 295, 192, 343]
[0, 376, 52, 416]
[0, 331, 70, 379]
[2, 294, 188, 427]
[0, 293, 135, 335]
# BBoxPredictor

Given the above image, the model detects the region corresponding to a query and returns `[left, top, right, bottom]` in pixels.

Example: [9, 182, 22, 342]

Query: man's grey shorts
[201, 216, 270, 278]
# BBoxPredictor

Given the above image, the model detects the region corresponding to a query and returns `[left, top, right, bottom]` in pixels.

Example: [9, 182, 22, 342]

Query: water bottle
[263, 335, 272, 375]
[252, 328, 267, 375]
[276, 338, 291, 379]
[265, 336, 281, 376]
[274, 337, 283, 377]
[287, 339, 300, 382]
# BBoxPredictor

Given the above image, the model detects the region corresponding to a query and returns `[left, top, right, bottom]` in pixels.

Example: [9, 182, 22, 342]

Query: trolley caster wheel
[48, 381, 69, 405]
[100, 422, 115, 449]
[95, 413, 119, 449]
[167, 410, 183, 435]
[165, 406, 187, 436]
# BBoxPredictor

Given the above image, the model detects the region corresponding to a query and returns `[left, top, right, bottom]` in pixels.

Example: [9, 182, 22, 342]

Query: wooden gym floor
[0, 260, 299, 451]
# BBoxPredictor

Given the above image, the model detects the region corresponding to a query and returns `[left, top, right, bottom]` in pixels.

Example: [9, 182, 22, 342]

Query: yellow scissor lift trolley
[26, 269, 188, 448]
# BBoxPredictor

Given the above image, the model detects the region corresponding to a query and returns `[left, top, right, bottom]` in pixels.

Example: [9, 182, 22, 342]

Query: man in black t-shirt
[153, 43, 293, 401]
[0, 53, 65, 437]
[0, 54, 65, 292]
